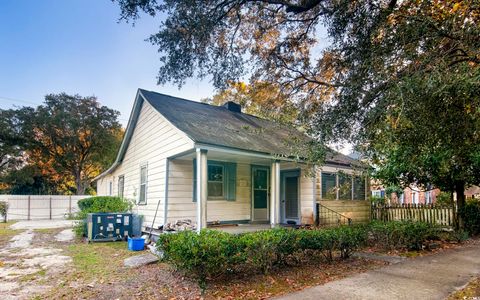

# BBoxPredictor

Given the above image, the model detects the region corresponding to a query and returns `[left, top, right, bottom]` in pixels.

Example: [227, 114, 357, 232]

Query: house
[95, 89, 370, 232]
[371, 185, 440, 205]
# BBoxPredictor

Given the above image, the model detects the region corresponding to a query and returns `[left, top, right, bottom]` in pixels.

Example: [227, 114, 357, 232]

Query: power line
[0, 96, 40, 106]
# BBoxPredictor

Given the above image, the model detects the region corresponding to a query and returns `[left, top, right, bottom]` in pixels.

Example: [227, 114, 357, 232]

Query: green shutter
[192, 159, 197, 202]
[226, 162, 237, 201]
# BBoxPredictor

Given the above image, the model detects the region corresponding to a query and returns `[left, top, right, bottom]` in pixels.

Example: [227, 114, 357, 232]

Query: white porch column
[270, 160, 281, 227]
[196, 149, 208, 232]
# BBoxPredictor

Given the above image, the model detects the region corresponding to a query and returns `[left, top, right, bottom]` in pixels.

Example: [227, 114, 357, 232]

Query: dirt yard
[0, 221, 390, 299]
[2, 221, 474, 300]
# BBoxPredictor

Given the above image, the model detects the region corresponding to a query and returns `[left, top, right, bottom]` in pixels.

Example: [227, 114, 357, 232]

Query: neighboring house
[371, 185, 440, 205]
[95, 89, 369, 232]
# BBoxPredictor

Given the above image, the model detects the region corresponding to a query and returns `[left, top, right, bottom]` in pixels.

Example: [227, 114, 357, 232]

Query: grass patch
[0, 221, 20, 246]
[33, 228, 59, 234]
[19, 269, 47, 282]
[67, 241, 137, 280]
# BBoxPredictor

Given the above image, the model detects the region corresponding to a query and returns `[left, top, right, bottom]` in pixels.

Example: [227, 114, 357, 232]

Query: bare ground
[2, 222, 475, 300]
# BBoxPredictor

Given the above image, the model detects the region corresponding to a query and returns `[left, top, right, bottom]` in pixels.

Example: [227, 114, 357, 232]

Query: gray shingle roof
[140, 89, 361, 167]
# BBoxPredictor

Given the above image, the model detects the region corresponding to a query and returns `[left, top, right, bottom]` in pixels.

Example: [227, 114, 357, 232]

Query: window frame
[321, 172, 337, 200]
[118, 175, 125, 198]
[138, 164, 148, 205]
[109, 181, 113, 196]
[207, 163, 225, 199]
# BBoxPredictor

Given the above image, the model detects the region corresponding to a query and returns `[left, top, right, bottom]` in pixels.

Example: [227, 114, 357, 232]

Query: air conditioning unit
[87, 213, 133, 242]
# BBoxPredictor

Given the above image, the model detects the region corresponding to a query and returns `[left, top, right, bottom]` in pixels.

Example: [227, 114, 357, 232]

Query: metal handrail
[316, 203, 352, 226]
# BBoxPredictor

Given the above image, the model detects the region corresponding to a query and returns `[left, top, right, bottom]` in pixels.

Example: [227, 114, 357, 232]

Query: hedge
[157, 225, 368, 287]
[74, 196, 133, 238]
[368, 220, 440, 250]
[157, 221, 447, 288]
[461, 200, 480, 235]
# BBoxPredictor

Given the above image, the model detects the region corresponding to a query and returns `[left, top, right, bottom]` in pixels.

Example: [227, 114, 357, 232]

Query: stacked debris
[163, 219, 196, 232]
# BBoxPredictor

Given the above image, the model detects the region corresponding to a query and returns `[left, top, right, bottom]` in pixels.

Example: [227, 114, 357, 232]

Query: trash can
[128, 236, 145, 251]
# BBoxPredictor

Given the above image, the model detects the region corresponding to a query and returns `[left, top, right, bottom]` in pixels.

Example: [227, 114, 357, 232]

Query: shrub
[157, 225, 370, 288]
[0, 201, 8, 222]
[461, 200, 480, 235]
[158, 230, 242, 290]
[369, 220, 438, 250]
[77, 196, 133, 219]
[75, 196, 133, 238]
[436, 192, 453, 207]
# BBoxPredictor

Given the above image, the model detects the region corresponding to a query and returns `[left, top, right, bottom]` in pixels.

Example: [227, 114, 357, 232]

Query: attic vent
[223, 101, 241, 113]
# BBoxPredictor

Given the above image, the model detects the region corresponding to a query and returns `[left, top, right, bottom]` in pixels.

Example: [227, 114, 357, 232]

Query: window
[412, 192, 418, 204]
[109, 181, 113, 196]
[118, 175, 124, 198]
[399, 193, 404, 204]
[338, 173, 352, 200]
[208, 164, 224, 197]
[139, 165, 147, 204]
[353, 176, 366, 200]
[321, 172, 337, 200]
[193, 160, 236, 201]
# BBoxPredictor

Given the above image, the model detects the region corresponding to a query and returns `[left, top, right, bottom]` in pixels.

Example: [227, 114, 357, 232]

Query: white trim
[251, 165, 270, 222]
[206, 163, 225, 199]
[138, 163, 148, 205]
[196, 149, 208, 232]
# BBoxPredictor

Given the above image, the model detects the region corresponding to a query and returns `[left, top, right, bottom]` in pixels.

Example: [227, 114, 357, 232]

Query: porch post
[196, 149, 208, 233]
[270, 160, 281, 227]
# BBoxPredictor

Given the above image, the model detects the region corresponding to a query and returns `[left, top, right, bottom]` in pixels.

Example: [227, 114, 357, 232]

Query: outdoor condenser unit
[87, 213, 133, 242]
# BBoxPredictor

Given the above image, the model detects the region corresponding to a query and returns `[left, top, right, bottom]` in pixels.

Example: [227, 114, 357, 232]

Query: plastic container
[128, 236, 145, 251]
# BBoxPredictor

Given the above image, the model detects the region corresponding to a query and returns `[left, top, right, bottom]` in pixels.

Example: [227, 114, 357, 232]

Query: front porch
[210, 223, 272, 234]
[165, 145, 313, 232]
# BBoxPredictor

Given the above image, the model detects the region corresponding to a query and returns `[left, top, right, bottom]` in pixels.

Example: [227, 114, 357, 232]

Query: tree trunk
[455, 181, 466, 230]
[74, 168, 86, 195]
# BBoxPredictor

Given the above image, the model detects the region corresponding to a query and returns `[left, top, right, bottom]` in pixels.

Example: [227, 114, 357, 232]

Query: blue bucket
[128, 237, 145, 251]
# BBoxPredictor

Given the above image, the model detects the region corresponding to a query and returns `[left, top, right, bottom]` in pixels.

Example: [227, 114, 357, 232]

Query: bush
[157, 225, 369, 288]
[461, 200, 480, 235]
[0, 201, 8, 222]
[369, 220, 438, 250]
[77, 196, 133, 219]
[74, 196, 133, 238]
[158, 230, 243, 290]
[436, 192, 453, 207]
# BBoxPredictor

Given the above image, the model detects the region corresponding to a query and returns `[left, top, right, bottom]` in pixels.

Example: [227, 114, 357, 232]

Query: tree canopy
[202, 81, 298, 123]
[0, 94, 122, 195]
[115, 0, 480, 225]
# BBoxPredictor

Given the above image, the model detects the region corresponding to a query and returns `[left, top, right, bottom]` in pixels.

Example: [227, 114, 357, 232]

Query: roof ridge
[138, 88, 269, 121]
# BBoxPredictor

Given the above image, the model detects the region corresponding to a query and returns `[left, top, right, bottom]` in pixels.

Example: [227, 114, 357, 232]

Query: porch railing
[316, 203, 352, 227]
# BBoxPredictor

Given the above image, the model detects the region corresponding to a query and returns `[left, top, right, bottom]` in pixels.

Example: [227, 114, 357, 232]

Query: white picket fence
[0, 195, 92, 221]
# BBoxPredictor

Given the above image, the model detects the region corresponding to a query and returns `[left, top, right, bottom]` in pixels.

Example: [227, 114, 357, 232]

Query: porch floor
[209, 224, 271, 234]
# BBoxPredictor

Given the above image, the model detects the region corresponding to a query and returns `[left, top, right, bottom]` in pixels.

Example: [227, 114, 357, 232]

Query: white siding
[96, 100, 194, 228]
[167, 160, 253, 223]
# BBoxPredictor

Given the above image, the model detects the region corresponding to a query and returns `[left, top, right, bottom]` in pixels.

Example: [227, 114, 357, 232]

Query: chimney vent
[223, 101, 241, 113]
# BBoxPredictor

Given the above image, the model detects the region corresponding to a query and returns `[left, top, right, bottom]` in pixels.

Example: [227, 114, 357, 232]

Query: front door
[281, 170, 300, 224]
[252, 166, 269, 222]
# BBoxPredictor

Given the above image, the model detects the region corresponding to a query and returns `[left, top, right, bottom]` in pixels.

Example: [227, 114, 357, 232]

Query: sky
[0, 0, 215, 125]
[0, 0, 351, 154]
